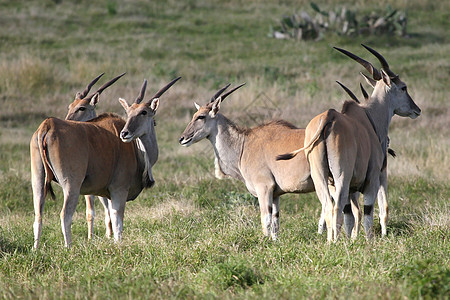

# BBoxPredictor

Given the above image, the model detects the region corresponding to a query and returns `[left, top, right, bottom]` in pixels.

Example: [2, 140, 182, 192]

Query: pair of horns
[334, 44, 397, 80]
[79, 72, 127, 100]
[336, 81, 369, 104]
[210, 82, 246, 104]
[135, 76, 182, 104]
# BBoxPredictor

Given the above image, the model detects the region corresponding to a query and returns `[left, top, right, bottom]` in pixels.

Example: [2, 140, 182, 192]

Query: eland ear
[119, 98, 130, 111]
[381, 69, 391, 87]
[209, 98, 221, 118]
[360, 72, 377, 88]
[194, 102, 201, 110]
[90, 93, 100, 106]
[149, 98, 159, 111]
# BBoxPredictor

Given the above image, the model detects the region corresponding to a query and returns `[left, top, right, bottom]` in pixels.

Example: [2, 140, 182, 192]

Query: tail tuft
[276, 152, 296, 161]
[388, 148, 396, 158]
[47, 182, 56, 200]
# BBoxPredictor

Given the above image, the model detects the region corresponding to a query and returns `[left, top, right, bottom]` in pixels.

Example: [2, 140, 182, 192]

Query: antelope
[31, 77, 180, 248]
[65, 72, 126, 240]
[277, 45, 421, 242]
[335, 80, 399, 237]
[179, 83, 323, 240]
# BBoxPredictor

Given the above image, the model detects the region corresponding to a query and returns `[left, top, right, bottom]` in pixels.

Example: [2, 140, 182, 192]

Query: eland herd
[30, 45, 421, 248]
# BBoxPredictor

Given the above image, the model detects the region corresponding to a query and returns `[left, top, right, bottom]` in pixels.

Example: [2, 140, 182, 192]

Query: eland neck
[363, 86, 394, 151]
[134, 125, 158, 188]
[207, 114, 246, 181]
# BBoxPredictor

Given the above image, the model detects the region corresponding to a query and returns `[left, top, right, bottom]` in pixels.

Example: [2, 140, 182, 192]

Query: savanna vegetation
[0, 0, 448, 298]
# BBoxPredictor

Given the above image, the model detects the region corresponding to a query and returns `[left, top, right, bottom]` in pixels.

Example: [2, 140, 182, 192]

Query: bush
[269, 3, 408, 41]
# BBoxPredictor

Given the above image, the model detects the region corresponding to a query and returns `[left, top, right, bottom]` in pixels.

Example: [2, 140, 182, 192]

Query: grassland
[0, 0, 449, 299]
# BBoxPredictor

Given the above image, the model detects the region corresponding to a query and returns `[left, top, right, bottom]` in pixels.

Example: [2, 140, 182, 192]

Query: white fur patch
[136, 138, 152, 185]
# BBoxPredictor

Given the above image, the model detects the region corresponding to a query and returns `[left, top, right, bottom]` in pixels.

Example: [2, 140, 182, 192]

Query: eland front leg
[108, 191, 127, 242]
[97, 196, 112, 238]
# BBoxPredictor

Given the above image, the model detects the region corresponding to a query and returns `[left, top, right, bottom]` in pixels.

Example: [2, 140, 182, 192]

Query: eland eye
[78, 107, 86, 112]
[141, 110, 147, 116]
[197, 115, 206, 120]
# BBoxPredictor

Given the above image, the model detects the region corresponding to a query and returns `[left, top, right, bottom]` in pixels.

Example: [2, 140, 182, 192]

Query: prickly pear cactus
[269, 3, 408, 41]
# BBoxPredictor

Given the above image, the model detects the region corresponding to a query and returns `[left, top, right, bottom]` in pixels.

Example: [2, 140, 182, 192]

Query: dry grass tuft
[130, 197, 197, 222]
[0, 54, 63, 97]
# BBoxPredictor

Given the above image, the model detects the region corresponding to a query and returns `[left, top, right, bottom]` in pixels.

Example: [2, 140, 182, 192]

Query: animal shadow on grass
[382, 219, 415, 237]
[0, 235, 29, 255]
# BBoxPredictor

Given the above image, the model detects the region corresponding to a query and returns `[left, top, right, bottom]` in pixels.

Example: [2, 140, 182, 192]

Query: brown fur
[31, 114, 155, 248]
[280, 45, 421, 241]
[180, 100, 315, 239]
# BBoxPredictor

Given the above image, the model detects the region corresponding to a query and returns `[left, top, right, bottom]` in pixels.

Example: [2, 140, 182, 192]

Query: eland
[65, 72, 125, 240]
[277, 45, 421, 242]
[336, 80, 397, 237]
[30, 77, 180, 248]
[179, 83, 321, 240]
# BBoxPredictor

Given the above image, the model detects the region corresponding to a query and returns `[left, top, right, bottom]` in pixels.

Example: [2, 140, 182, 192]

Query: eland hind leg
[350, 193, 361, 239]
[60, 187, 81, 248]
[309, 145, 334, 242]
[327, 146, 354, 242]
[331, 179, 351, 242]
[271, 196, 280, 240]
[255, 184, 275, 238]
[362, 179, 380, 240]
[377, 169, 388, 236]
[31, 148, 46, 249]
[343, 192, 361, 240]
[319, 184, 336, 235]
[343, 195, 355, 239]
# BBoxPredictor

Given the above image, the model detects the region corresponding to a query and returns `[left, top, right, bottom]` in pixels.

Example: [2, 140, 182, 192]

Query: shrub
[269, 3, 408, 41]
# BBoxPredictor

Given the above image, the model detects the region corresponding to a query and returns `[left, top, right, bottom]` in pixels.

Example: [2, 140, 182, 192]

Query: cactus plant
[269, 3, 408, 41]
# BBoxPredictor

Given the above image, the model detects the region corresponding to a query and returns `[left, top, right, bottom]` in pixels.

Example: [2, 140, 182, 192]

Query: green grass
[1, 179, 448, 298]
[0, 0, 449, 298]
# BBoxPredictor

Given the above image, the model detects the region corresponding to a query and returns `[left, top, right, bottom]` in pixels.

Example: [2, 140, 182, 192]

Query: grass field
[0, 0, 449, 298]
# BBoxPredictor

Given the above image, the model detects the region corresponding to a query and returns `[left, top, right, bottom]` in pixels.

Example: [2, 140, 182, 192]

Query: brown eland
[179, 83, 322, 240]
[335, 80, 398, 238]
[277, 45, 421, 242]
[31, 77, 180, 248]
[65, 72, 125, 240]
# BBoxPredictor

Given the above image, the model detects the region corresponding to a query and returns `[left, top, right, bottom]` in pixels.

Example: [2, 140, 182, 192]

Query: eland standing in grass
[30, 77, 180, 248]
[179, 84, 321, 240]
[277, 45, 421, 242]
[65, 72, 125, 240]
[335, 80, 397, 238]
